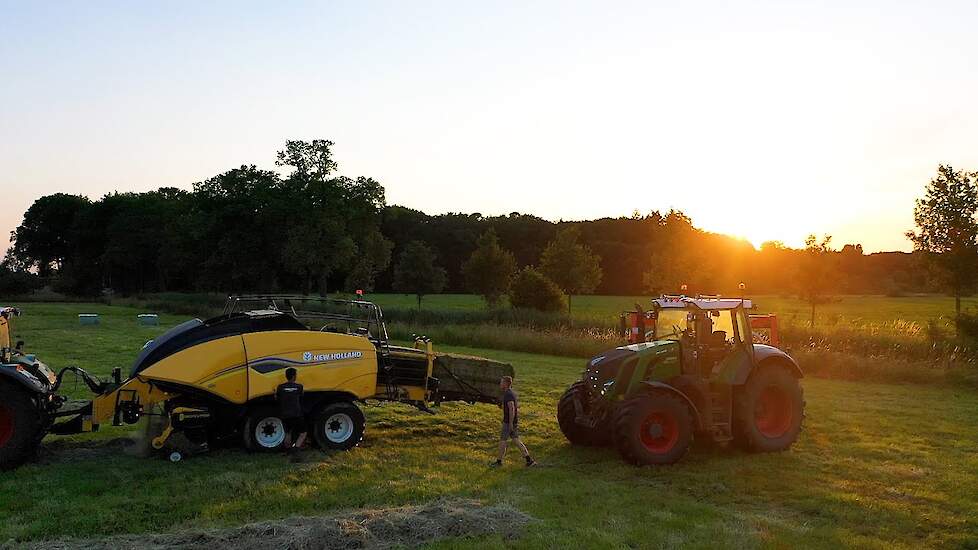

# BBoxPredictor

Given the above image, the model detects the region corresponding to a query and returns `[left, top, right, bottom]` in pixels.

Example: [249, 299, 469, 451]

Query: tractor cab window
[705, 310, 735, 346]
[654, 309, 688, 341]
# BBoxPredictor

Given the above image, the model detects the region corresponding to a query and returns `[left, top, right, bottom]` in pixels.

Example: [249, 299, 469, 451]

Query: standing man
[490, 375, 536, 467]
[276, 367, 307, 453]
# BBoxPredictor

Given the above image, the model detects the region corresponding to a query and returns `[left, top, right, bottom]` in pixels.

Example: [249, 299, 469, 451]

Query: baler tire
[312, 401, 365, 451]
[243, 407, 289, 452]
[733, 364, 804, 453]
[0, 381, 45, 470]
[557, 382, 611, 446]
[613, 392, 693, 466]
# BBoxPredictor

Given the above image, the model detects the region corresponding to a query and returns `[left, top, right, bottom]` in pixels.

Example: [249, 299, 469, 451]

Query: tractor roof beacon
[558, 295, 804, 466]
[0, 296, 512, 470]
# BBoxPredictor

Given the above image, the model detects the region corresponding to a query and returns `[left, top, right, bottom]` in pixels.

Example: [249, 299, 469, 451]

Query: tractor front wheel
[734, 365, 804, 452]
[0, 382, 45, 470]
[613, 392, 693, 465]
[557, 381, 611, 446]
[312, 402, 365, 451]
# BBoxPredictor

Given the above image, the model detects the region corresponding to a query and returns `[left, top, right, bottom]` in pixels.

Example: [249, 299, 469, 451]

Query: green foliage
[9, 193, 91, 277]
[510, 267, 566, 312]
[906, 165, 978, 315]
[0, 261, 40, 295]
[344, 230, 393, 292]
[955, 311, 978, 343]
[392, 241, 447, 309]
[461, 229, 516, 307]
[275, 139, 338, 181]
[642, 210, 712, 294]
[539, 227, 601, 313]
[798, 234, 835, 326]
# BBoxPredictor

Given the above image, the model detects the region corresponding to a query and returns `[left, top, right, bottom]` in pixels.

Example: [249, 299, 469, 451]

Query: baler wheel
[243, 407, 289, 452]
[0, 382, 45, 470]
[312, 401, 365, 451]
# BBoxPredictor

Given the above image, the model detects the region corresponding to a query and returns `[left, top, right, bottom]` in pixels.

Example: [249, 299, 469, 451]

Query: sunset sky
[2, 1, 977, 255]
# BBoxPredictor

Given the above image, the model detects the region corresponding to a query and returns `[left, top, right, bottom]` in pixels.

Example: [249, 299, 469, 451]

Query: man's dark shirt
[276, 381, 304, 419]
[502, 388, 518, 425]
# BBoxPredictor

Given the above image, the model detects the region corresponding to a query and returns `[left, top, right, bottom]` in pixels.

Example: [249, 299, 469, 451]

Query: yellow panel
[139, 335, 249, 403]
[0, 315, 9, 351]
[243, 331, 378, 400]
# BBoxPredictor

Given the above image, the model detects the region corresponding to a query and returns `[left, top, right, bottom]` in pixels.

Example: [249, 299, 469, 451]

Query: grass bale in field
[78, 313, 99, 325]
[433, 353, 514, 404]
[137, 314, 159, 326]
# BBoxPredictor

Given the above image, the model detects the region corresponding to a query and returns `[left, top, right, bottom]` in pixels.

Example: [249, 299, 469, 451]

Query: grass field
[2, 303, 978, 547]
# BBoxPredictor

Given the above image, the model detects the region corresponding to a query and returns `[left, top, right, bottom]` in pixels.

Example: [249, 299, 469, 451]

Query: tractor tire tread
[0, 381, 45, 470]
[613, 391, 693, 466]
[557, 381, 610, 447]
[733, 363, 804, 453]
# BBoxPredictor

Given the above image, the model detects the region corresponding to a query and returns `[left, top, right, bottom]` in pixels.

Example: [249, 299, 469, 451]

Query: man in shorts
[490, 375, 536, 467]
[276, 367, 307, 453]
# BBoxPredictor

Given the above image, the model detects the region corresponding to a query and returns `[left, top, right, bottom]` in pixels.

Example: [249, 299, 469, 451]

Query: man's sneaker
[489, 460, 503, 468]
[525, 457, 537, 467]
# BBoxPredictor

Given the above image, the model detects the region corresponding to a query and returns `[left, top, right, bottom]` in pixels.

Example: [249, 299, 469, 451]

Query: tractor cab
[650, 296, 755, 378]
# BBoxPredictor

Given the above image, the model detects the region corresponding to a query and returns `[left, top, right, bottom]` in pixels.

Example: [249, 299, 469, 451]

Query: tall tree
[275, 139, 339, 182]
[539, 226, 602, 314]
[344, 230, 394, 292]
[392, 241, 447, 309]
[798, 234, 835, 327]
[9, 194, 91, 277]
[906, 165, 978, 318]
[462, 228, 517, 307]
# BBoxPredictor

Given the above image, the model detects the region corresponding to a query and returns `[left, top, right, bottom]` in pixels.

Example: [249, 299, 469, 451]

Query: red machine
[747, 313, 780, 347]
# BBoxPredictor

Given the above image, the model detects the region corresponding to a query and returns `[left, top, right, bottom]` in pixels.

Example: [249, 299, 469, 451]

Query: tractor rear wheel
[734, 365, 804, 452]
[0, 381, 45, 470]
[613, 392, 693, 465]
[243, 407, 289, 452]
[557, 381, 611, 446]
[312, 402, 365, 451]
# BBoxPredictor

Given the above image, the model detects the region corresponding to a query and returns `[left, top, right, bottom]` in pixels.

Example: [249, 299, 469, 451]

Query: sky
[2, 0, 977, 256]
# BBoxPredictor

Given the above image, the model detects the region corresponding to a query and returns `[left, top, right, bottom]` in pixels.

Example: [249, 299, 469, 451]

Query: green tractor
[558, 296, 804, 465]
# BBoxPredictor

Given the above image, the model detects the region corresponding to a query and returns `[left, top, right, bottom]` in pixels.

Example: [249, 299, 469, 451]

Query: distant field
[2, 303, 978, 547]
[371, 293, 977, 331]
[90, 292, 978, 332]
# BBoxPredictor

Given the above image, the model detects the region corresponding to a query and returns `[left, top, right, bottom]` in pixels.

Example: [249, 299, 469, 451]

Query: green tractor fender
[638, 381, 703, 430]
[0, 364, 50, 394]
[728, 344, 803, 385]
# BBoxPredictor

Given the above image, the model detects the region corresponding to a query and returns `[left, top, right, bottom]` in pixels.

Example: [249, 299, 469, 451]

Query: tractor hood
[584, 340, 680, 391]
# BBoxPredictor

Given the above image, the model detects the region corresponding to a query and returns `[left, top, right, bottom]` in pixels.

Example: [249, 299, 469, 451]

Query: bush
[955, 311, 978, 343]
[0, 267, 40, 296]
[509, 267, 565, 312]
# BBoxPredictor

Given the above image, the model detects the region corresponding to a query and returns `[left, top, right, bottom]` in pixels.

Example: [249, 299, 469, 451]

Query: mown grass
[2, 304, 978, 547]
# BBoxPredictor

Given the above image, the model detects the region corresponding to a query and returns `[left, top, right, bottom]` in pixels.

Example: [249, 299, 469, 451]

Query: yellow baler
[0, 296, 509, 467]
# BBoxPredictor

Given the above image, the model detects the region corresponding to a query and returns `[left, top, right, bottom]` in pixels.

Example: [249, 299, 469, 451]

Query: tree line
[1, 141, 973, 312]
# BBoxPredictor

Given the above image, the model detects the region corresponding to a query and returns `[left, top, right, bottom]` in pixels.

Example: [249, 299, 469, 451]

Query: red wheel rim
[0, 404, 14, 447]
[639, 410, 679, 454]
[755, 385, 792, 438]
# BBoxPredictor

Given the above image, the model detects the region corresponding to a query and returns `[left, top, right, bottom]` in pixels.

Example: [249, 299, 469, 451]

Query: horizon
[4, 1, 978, 256]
